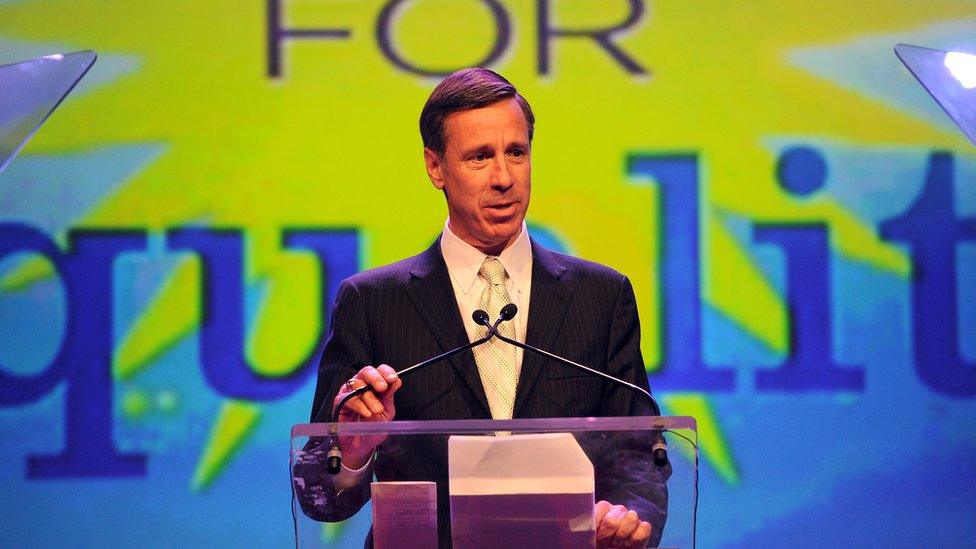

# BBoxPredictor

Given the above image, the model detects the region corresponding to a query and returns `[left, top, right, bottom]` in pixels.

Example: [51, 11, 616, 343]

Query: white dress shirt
[439, 219, 532, 372]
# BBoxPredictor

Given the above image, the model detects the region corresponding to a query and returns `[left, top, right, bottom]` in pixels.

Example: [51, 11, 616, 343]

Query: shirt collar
[440, 219, 532, 295]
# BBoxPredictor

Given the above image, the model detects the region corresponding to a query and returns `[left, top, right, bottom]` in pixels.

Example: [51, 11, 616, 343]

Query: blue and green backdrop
[1, 0, 975, 546]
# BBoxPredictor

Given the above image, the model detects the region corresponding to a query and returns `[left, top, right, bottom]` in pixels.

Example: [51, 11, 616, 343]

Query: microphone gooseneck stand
[475, 303, 670, 467]
[325, 309, 505, 474]
[326, 303, 669, 473]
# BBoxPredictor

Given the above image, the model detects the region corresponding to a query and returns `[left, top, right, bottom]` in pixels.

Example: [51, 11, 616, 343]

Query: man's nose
[490, 157, 515, 189]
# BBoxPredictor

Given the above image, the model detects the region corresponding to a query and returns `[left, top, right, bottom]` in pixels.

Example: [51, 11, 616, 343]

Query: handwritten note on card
[371, 481, 437, 549]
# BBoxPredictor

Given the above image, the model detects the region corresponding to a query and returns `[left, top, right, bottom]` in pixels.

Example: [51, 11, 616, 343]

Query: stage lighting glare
[944, 51, 976, 89]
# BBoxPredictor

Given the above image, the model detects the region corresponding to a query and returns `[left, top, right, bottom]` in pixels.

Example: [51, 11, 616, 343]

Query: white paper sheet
[448, 433, 596, 547]
[448, 432, 595, 495]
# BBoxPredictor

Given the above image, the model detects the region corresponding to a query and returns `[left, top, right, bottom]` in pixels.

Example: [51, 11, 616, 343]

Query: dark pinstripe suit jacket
[302, 238, 668, 546]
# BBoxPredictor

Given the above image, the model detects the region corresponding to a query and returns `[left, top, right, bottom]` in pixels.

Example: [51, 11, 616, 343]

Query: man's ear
[423, 147, 445, 190]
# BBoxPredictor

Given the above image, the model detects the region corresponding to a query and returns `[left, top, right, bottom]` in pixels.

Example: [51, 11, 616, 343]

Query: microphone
[325, 308, 507, 474]
[474, 304, 669, 467]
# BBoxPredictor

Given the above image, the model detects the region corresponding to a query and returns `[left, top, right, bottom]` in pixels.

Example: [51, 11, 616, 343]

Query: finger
[360, 389, 386, 414]
[597, 505, 628, 541]
[629, 521, 652, 547]
[375, 365, 402, 403]
[611, 509, 640, 543]
[376, 364, 400, 386]
[594, 500, 612, 524]
[339, 395, 374, 419]
[334, 388, 373, 419]
[357, 366, 389, 392]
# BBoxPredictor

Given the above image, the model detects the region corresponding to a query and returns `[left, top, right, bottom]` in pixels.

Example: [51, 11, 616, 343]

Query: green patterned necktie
[473, 256, 519, 419]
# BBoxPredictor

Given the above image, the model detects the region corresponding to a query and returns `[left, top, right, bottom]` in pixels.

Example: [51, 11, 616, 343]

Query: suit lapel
[405, 240, 491, 417]
[513, 241, 573, 417]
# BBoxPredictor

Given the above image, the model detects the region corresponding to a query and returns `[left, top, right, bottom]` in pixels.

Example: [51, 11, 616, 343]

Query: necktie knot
[479, 257, 507, 286]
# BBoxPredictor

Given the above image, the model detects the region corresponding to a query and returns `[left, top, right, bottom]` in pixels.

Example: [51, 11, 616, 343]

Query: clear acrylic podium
[0, 50, 96, 175]
[291, 416, 697, 548]
[895, 43, 976, 146]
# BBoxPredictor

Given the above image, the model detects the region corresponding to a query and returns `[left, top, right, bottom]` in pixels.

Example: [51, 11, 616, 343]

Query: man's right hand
[333, 365, 402, 468]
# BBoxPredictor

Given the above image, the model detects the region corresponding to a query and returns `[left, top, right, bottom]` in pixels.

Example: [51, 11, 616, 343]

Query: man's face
[424, 98, 531, 254]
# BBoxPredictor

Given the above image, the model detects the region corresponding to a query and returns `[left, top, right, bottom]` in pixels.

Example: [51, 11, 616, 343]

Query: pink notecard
[370, 481, 438, 549]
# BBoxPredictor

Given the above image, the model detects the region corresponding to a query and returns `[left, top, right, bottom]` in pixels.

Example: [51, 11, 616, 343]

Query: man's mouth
[486, 202, 516, 211]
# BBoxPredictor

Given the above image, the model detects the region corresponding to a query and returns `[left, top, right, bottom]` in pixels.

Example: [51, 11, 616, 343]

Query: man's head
[420, 68, 535, 256]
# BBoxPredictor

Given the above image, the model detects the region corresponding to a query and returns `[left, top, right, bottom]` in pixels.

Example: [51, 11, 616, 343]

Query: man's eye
[509, 148, 525, 158]
[473, 153, 488, 161]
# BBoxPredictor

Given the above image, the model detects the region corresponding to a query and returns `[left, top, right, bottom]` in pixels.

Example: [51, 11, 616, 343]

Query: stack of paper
[449, 433, 595, 547]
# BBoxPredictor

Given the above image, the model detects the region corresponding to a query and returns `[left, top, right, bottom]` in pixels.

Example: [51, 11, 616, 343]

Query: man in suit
[302, 68, 668, 548]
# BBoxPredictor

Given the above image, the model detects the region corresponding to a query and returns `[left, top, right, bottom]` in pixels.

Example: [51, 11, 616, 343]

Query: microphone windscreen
[472, 309, 490, 326]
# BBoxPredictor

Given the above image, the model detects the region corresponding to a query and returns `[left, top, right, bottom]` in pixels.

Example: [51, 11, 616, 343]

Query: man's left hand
[594, 500, 653, 548]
